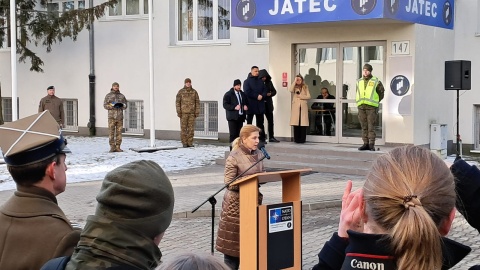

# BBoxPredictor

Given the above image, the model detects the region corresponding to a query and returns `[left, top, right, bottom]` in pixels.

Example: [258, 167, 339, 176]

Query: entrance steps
[215, 142, 394, 176]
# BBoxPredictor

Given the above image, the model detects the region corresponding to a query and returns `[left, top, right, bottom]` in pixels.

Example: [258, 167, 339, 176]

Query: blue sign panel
[384, 0, 453, 29]
[232, 0, 454, 29]
[232, 0, 384, 27]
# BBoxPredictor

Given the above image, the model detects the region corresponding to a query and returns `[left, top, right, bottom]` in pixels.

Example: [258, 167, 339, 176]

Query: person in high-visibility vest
[356, 64, 385, 151]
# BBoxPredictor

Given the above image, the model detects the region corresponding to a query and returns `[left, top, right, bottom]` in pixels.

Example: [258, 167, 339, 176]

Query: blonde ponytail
[363, 146, 455, 270]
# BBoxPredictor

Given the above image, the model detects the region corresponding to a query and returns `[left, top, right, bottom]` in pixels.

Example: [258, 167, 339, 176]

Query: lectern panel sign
[269, 205, 293, 233]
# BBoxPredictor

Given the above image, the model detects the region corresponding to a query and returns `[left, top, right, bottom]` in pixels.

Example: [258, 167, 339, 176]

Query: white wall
[0, 1, 268, 136]
[452, 0, 480, 146]
[268, 22, 417, 144]
[413, 24, 455, 145]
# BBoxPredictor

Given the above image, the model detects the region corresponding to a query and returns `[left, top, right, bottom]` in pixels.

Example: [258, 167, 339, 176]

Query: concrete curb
[172, 199, 342, 219]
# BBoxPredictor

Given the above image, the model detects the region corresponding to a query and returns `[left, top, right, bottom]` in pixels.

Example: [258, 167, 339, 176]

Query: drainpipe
[87, 0, 96, 136]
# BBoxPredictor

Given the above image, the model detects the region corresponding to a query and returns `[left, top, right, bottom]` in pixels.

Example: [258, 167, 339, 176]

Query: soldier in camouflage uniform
[61, 160, 175, 270]
[103, 82, 127, 152]
[176, 78, 200, 147]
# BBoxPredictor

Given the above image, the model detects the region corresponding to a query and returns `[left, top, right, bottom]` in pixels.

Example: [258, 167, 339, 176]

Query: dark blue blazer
[223, 88, 248, 121]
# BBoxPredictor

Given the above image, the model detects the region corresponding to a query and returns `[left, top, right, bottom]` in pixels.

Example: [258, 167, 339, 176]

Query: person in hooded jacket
[312, 146, 471, 270]
[259, 69, 279, 143]
[447, 158, 480, 270]
[243, 66, 267, 143]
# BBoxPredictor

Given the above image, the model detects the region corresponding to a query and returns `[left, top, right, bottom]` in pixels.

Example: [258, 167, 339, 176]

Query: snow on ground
[0, 136, 227, 191]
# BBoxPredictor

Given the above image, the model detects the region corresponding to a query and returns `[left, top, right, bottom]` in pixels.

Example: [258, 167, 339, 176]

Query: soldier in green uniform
[103, 82, 127, 152]
[38, 85, 65, 128]
[176, 78, 200, 147]
[0, 112, 80, 270]
[356, 64, 385, 151]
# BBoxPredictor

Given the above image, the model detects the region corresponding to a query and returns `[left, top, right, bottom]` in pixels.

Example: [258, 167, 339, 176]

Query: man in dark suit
[223, 79, 249, 150]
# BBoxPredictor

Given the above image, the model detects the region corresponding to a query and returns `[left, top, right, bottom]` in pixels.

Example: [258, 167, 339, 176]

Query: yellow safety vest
[356, 76, 380, 107]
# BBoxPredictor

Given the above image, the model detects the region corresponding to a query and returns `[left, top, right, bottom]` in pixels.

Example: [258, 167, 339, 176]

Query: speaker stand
[456, 89, 461, 160]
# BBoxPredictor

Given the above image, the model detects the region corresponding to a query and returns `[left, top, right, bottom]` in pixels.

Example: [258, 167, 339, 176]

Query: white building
[1, 0, 480, 154]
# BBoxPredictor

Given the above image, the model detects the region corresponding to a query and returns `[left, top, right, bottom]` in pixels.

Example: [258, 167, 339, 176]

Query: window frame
[106, 0, 150, 20]
[1, 97, 19, 123]
[176, 0, 231, 45]
[62, 99, 79, 131]
[124, 100, 144, 134]
[0, 15, 10, 50]
[254, 29, 269, 43]
[194, 101, 218, 139]
[476, 0, 480, 36]
[45, 0, 86, 13]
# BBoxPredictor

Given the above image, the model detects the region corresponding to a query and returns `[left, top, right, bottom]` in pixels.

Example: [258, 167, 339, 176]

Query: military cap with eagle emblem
[0, 111, 70, 166]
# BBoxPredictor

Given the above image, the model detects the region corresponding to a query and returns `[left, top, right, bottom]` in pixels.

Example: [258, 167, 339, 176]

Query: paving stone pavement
[1, 164, 480, 269]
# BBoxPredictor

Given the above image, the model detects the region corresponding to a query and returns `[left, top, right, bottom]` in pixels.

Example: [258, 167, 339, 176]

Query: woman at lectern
[312, 146, 471, 270]
[216, 124, 265, 270]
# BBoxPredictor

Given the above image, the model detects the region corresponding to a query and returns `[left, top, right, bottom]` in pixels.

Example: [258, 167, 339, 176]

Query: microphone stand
[191, 154, 267, 255]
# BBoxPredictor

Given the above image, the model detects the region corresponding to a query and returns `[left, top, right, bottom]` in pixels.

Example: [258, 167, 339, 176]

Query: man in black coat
[223, 79, 249, 150]
[244, 66, 267, 143]
[259, 69, 279, 143]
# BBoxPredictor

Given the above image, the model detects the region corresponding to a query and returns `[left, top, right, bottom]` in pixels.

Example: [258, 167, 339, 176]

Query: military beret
[0, 111, 70, 166]
[184, 78, 191, 83]
[47, 86, 55, 90]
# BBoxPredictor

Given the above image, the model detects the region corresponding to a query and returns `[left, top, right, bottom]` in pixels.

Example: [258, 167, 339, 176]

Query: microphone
[259, 146, 271, 160]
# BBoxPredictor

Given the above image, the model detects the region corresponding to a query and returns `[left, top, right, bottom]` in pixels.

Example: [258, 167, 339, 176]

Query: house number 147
[392, 41, 410, 55]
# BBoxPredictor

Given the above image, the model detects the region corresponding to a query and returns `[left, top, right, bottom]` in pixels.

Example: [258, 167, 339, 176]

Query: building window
[62, 99, 78, 131]
[317, 48, 337, 63]
[1, 97, 19, 122]
[47, 2, 60, 13]
[475, 105, 480, 150]
[365, 46, 383, 62]
[477, 0, 480, 36]
[108, 0, 149, 19]
[177, 0, 230, 43]
[195, 101, 218, 139]
[253, 29, 268, 43]
[0, 15, 9, 49]
[298, 48, 307, 64]
[343, 47, 353, 61]
[46, 0, 87, 13]
[124, 100, 144, 134]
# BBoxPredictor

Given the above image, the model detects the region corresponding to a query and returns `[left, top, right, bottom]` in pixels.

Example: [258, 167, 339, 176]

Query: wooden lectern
[231, 168, 311, 270]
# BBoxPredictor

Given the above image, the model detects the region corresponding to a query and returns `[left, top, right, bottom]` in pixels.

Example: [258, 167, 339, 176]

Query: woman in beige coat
[289, 74, 311, 143]
[215, 125, 265, 270]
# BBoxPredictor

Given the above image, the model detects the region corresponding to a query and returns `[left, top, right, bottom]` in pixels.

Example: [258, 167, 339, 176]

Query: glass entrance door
[296, 44, 339, 143]
[338, 43, 385, 145]
[295, 42, 385, 144]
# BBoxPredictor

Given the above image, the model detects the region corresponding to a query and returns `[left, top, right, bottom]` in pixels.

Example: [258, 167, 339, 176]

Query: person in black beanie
[223, 79, 249, 150]
[42, 160, 175, 270]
